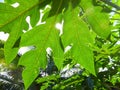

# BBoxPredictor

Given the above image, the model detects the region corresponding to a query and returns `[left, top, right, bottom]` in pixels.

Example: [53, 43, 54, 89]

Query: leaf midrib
[37, 0, 64, 56]
[0, 0, 45, 28]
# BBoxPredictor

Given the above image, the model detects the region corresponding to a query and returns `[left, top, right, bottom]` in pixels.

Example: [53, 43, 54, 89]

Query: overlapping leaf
[0, 0, 50, 89]
[0, 0, 112, 89]
[62, 0, 95, 75]
[0, 0, 46, 63]
[19, 0, 65, 89]
[80, 0, 111, 39]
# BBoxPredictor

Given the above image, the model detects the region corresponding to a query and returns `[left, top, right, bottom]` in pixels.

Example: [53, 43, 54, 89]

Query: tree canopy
[0, 0, 120, 90]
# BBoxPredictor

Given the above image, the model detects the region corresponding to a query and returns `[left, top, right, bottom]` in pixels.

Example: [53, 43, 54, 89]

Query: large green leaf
[19, 16, 64, 90]
[19, 0, 65, 89]
[19, 18, 64, 67]
[62, 1, 95, 75]
[0, 0, 112, 89]
[0, 0, 51, 89]
[0, 0, 46, 63]
[80, 0, 111, 39]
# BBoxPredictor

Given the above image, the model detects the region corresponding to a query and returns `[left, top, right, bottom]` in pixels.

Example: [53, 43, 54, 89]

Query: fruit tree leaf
[0, 0, 45, 63]
[80, 0, 111, 39]
[19, 0, 65, 89]
[62, 1, 96, 75]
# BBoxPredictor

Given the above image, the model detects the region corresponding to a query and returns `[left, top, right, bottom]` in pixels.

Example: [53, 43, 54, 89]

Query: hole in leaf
[36, 10, 46, 26]
[36, 5, 51, 26]
[64, 45, 72, 53]
[18, 46, 35, 56]
[55, 20, 64, 36]
[26, 16, 32, 30]
[11, 2, 20, 8]
[22, 29, 27, 33]
[64, 44, 73, 53]
[46, 47, 52, 57]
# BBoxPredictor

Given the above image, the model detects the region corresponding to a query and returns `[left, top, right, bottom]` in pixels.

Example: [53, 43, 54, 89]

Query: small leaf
[22, 67, 39, 90]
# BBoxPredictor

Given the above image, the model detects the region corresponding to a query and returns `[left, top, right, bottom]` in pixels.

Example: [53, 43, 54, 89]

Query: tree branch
[100, 0, 120, 10]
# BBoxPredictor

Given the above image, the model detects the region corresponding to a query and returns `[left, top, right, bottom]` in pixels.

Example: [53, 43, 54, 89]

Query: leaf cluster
[0, 0, 120, 90]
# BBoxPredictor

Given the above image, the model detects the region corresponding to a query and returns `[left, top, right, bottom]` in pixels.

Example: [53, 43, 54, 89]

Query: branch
[100, 0, 120, 10]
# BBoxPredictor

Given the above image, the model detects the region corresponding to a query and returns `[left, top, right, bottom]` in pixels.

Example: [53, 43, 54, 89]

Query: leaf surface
[80, 0, 111, 38]
[0, 0, 113, 89]
[19, 0, 65, 89]
[62, 1, 95, 75]
[0, 0, 45, 63]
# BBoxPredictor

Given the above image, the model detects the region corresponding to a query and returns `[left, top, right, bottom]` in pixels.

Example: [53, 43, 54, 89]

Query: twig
[100, 0, 120, 10]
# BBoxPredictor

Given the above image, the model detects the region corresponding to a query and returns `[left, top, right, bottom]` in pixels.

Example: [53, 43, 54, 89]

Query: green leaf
[0, 0, 114, 89]
[36, 74, 59, 83]
[0, 0, 45, 63]
[0, 0, 50, 89]
[19, 17, 64, 69]
[19, 17, 64, 90]
[4, 17, 23, 63]
[19, 0, 65, 89]
[80, 0, 111, 39]
[19, 49, 45, 89]
[22, 66, 39, 90]
[62, 1, 95, 75]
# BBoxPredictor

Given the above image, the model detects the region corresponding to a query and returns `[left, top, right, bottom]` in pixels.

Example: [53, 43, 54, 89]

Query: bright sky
[0, 0, 4, 2]
[0, 0, 7, 41]
[0, 32, 9, 41]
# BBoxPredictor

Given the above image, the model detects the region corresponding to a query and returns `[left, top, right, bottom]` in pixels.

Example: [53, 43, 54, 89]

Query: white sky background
[0, 0, 7, 41]
[0, 0, 4, 3]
